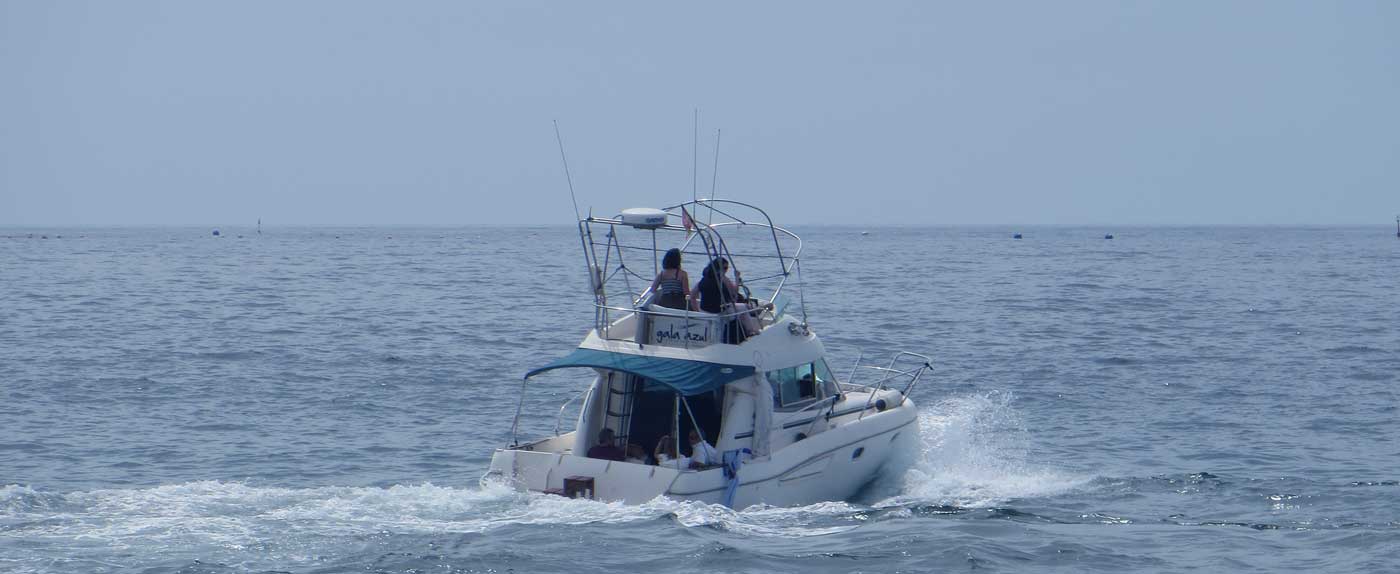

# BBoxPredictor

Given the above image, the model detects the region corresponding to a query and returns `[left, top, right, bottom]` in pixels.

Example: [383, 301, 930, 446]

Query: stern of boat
[484, 446, 682, 504]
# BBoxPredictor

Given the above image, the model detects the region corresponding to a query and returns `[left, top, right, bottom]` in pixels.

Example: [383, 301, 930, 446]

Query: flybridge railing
[578, 199, 803, 343]
[841, 351, 934, 419]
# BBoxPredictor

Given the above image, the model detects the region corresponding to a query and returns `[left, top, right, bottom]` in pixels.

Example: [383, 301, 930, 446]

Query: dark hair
[702, 257, 729, 280]
[662, 248, 682, 270]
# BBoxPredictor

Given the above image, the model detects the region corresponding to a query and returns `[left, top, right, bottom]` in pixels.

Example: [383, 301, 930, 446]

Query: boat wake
[0, 392, 1086, 569]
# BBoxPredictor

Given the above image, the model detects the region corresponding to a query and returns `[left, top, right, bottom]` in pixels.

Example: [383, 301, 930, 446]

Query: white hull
[486, 399, 918, 508]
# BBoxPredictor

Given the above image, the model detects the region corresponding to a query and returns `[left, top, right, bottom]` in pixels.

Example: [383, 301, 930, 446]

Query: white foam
[879, 391, 1089, 508]
[2, 394, 1087, 569]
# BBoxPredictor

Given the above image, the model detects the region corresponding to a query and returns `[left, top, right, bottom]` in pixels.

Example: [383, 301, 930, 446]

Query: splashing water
[0, 396, 1091, 571]
[877, 391, 1088, 508]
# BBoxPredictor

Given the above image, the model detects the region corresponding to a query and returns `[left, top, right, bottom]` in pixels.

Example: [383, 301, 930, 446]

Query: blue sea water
[1, 225, 1397, 573]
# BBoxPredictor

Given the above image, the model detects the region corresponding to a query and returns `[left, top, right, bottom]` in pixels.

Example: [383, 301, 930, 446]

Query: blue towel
[721, 448, 752, 508]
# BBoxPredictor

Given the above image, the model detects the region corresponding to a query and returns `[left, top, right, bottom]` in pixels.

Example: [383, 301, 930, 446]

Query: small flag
[681, 206, 694, 236]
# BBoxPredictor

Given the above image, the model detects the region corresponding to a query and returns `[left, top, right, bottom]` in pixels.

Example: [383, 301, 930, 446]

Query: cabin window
[766, 360, 841, 411]
[812, 359, 839, 397]
[767, 366, 812, 409]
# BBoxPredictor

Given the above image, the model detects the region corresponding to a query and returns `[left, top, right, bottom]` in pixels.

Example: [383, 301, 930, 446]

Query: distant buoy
[1013, 233, 1023, 239]
[1104, 234, 1114, 240]
[212, 230, 220, 237]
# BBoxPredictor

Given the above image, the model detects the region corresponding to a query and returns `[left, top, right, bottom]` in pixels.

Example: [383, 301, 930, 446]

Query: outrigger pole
[553, 120, 582, 222]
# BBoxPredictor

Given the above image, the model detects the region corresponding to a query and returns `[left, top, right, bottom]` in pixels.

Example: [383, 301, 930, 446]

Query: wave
[1323, 345, 1384, 355]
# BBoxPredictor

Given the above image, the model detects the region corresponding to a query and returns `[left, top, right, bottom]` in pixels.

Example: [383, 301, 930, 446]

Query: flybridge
[578, 199, 804, 342]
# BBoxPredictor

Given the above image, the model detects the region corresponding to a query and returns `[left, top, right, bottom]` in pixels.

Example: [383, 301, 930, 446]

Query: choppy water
[2, 225, 1398, 573]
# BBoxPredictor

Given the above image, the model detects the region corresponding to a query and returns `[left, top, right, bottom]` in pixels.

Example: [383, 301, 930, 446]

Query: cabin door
[624, 383, 725, 460]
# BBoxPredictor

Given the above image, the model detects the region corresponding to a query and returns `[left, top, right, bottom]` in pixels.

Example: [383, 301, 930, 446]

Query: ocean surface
[2, 224, 1397, 573]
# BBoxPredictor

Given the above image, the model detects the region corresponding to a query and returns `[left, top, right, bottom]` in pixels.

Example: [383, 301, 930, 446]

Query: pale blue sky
[2, 1, 1397, 225]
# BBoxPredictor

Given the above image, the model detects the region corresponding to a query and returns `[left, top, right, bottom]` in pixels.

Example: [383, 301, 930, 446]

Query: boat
[484, 199, 931, 508]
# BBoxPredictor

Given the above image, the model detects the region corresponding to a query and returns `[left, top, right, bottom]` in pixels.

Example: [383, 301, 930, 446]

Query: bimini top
[525, 347, 755, 395]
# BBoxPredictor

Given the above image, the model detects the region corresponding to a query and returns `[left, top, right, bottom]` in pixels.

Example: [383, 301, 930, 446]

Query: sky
[1, 1, 1397, 225]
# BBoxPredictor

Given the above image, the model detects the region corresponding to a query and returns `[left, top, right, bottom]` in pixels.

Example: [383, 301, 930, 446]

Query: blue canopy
[525, 347, 755, 395]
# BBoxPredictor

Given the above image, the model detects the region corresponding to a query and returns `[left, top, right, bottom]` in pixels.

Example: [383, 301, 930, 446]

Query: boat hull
[484, 399, 918, 508]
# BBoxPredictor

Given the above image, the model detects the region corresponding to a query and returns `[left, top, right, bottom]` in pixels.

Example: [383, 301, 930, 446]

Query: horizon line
[0, 221, 1395, 228]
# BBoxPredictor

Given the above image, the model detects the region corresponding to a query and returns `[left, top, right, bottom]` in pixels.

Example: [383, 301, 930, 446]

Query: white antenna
[692, 109, 699, 205]
[709, 129, 722, 200]
[553, 120, 582, 221]
[708, 129, 721, 226]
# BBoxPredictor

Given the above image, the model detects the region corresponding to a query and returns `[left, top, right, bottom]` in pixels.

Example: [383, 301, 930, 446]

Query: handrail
[554, 386, 592, 436]
[791, 393, 839, 416]
[845, 349, 864, 387]
[796, 394, 840, 438]
[856, 351, 934, 420]
[509, 377, 528, 446]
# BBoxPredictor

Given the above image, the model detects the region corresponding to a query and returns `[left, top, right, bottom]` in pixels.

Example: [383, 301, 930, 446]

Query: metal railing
[793, 394, 841, 437]
[848, 351, 933, 420]
[579, 199, 805, 340]
[554, 386, 592, 436]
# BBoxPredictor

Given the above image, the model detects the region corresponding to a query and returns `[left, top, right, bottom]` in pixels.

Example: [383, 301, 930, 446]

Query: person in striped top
[650, 248, 695, 310]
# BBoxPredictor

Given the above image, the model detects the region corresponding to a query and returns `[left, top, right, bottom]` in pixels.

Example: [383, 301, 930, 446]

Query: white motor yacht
[484, 199, 931, 508]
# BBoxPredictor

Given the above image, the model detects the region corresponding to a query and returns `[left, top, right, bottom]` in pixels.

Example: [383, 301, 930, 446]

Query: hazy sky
[2, 1, 1397, 225]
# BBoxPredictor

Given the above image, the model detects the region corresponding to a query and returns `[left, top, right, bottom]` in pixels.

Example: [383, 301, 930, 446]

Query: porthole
[851, 447, 865, 460]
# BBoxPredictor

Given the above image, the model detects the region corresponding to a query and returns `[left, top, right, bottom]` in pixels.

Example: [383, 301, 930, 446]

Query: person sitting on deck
[695, 257, 737, 314]
[649, 248, 695, 310]
[586, 428, 625, 461]
[624, 443, 649, 465]
[695, 258, 767, 339]
[653, 434, 688, 469]
[687, 429, 720, 469]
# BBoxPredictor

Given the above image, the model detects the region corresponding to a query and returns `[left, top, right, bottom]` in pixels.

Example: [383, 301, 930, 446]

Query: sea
[2, 224, 1397, 573]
